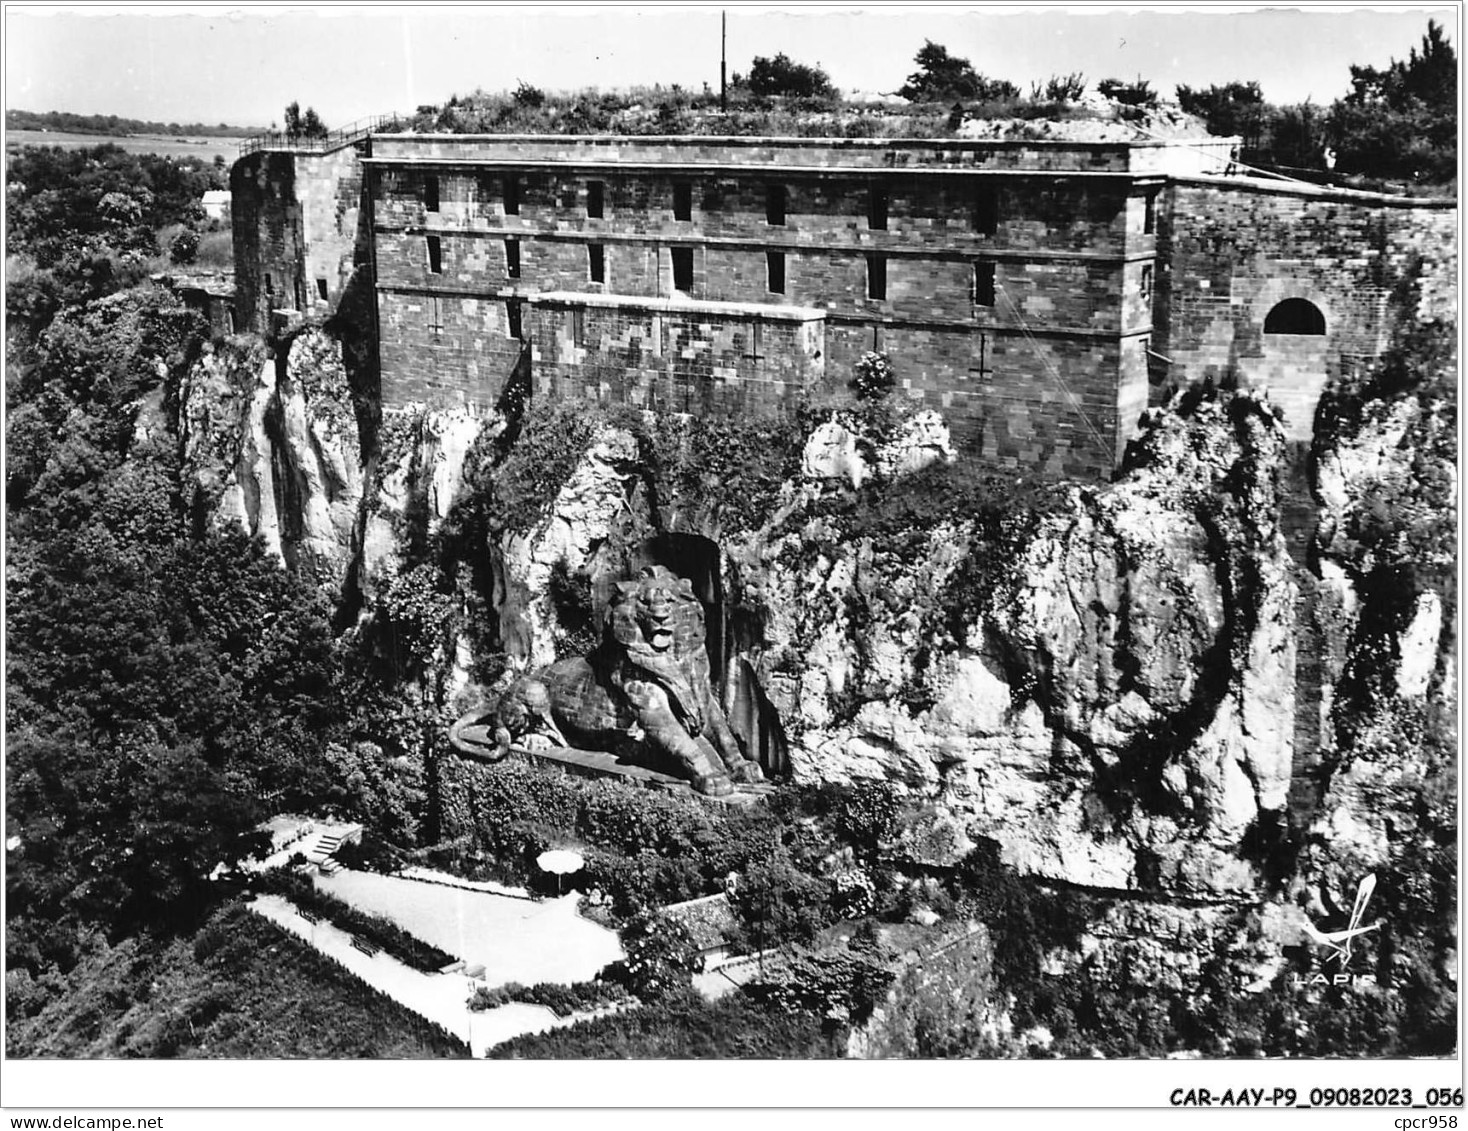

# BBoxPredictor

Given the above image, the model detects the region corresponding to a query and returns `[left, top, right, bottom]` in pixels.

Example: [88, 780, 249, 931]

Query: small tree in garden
[611, 912, 700, 1000]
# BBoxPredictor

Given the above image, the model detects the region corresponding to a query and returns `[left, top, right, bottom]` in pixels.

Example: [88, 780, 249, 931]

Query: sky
[4, 4, 1459, 130]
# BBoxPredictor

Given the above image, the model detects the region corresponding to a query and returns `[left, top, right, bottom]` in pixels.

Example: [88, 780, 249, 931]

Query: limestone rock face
[177, 330, 362, 597]
[361, 404, 500, 606]
[495, 427, 643, 670]
[802, 421, 867, 488]
[876, 409, 954, 478]
[731, 395, 1297, 896]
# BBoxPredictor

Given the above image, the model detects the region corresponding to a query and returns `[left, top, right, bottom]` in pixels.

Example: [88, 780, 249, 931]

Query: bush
[1097, 77, 1157, 108]
[513, 81, 546, 108]
[168, 228, 199, 266]
[606, 912, 700, 1001]
[741, 54, 838, 101]
[745, 950, 895, 1027]
[850, 351, 895, 401]
[468, 977, 627, 1016]
[489, 988, 839, 1058]
[727, 849, 836, 952]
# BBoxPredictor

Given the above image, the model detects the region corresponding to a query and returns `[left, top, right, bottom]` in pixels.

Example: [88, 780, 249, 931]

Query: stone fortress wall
[231, 131, 1455, 476]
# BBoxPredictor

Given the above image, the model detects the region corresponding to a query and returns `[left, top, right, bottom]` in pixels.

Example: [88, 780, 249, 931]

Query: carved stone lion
[494, 565, 765, 796]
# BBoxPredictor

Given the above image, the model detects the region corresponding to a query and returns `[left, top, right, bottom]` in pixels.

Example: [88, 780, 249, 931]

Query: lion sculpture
[492, 565, 765, 796]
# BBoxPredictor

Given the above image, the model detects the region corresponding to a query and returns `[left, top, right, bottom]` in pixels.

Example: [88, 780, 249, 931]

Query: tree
[1176, 81, 1266, 146]
[744, 53, 838, 100]
[283, 101, 303, 139]
[301, 106, 328, 139]
[1327, 20, 1455, 182]
[899, 40, 1018, 103]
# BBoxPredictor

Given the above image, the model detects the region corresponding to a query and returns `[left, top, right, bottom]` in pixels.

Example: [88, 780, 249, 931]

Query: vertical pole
[720, 11, 727, 111]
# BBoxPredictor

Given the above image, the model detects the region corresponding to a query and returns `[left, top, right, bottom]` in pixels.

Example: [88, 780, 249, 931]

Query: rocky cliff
[173, 318, 1454, 1031]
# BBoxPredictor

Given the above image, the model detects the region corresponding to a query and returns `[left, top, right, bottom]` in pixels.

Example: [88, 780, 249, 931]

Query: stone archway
[1264, 297, 1326, 336]
[1259, 297, 1330, 442]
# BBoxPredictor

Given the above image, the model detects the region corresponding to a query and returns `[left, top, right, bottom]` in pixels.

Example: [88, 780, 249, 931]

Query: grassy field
[5, 128, 242, 162]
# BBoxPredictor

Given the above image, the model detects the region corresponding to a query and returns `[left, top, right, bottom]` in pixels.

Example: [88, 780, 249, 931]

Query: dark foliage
[1328, 20, 1455, 182]
[6, 109, 258, 137]
[469, 977, 627, 1016]
[6, 903, 469, 1058]
[738, 54, 838, 101]
[1096, 77, 1157, 108]
[7, 144, 223, 265]
[899, 41, 1019, 103]
[488, 989, 839, 1058]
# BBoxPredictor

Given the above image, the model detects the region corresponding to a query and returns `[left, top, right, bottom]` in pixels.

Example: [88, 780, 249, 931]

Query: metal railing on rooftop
[238, 113, 405, 157]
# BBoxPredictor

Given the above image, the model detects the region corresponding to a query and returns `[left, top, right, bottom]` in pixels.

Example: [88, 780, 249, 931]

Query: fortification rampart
[230, 132, 1455, 477]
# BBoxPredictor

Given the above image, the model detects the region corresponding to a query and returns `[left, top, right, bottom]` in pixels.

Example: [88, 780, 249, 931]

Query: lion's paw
[693, 773, 735, 797]
[728, 760, 765, 784]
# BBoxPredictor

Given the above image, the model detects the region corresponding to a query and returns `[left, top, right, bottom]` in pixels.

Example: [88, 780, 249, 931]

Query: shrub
[851, 351, 895, 401]
[488, 988, 838, 1058]
[168, 228, 199, 266]
[513, 81, 546, 108]
[1097, 77, 1157, 108]
[742, 54, 838, 101]
[727, 849, 836, 952]
[607, 912, 700, 1001]
[744, 950, 895, 1026]
[468, 978, 627, 1016]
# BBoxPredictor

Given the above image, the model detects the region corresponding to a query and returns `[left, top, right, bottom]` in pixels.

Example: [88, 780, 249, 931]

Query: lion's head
[609, 565, 706, 664]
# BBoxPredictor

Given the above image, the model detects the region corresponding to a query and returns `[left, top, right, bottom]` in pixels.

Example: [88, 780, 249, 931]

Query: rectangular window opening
[572, 308, 586, 347]
[504, 174, 520, 216]
[426, 235, 442, 275]
[671, 247, 694, 293]
[673, 182, 693, 221]
[429, 296, 444, 336]
[1143, 191, 1158, 235]
[264, 273, 274, 294]
[587, 180, 604, 219]
[869, 185, 888, 231]
[424, 175, 440, 213]
[589, 243, 606, 284]
[1141, 264, 1154, 302]
[767, 250, 786, 295]
[974, 184, 999, 236]
[316, 278, 329, 301]
[866, 254, 887, 301]
[506, 300, 523, 340]
[506, 239, 521, 279]
[972, 260, 996, 307]
[766, 183, 786, 226]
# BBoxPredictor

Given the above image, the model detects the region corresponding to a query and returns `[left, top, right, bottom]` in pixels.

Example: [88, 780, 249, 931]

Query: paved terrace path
[249, 893, 578, 1057]
[313, 869, 624, 988]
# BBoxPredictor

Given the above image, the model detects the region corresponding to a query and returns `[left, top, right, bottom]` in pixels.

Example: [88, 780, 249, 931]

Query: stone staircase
[306, 825, 362, 875]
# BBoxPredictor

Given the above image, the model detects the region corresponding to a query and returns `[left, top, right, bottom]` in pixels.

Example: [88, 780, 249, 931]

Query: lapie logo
[1289, 873, 1381, 988]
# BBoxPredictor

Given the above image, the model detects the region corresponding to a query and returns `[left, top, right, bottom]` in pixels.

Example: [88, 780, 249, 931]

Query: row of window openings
[426, 242, 990, 307]
[420, 240, 1156, 313]
[424, 237, 1009, 304]
[418, 174, 1009, 234]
